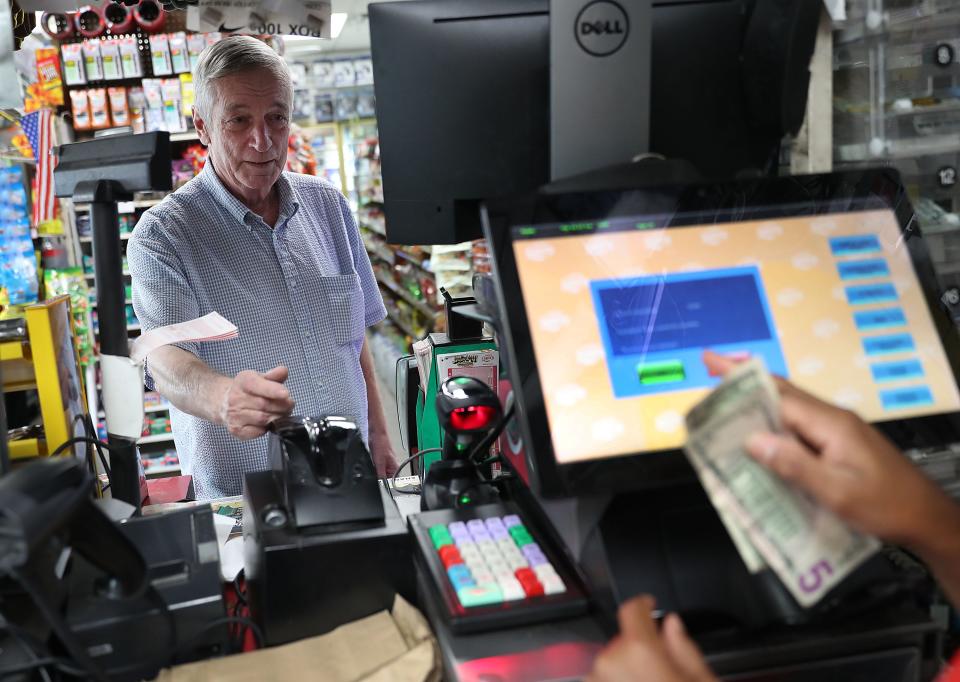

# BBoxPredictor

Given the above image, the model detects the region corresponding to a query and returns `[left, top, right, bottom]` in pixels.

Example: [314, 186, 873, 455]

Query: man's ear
[193, 106, 210, 146]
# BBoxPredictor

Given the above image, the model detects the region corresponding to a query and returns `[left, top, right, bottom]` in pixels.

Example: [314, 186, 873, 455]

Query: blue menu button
[837, 258, 890, 281]
[862, 334, 915, 356]
[854, 308, 906, 331]
[871, 359, 924, 382]
[880, 386, 934, 410]
[830, 235, 882, 256]
[846, 283, 898, 306]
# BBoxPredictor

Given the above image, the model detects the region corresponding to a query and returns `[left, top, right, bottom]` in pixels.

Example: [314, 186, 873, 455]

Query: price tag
[118, 201, 135, 214]
[938, 166, 957, 189]
[934, 43, 954, 68]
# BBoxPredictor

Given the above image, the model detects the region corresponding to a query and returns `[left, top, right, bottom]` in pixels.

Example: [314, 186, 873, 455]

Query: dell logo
[575, 0, 629, 57]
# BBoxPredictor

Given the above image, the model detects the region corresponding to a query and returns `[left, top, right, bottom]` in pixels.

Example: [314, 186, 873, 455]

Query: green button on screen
[637, 360, 685, 385]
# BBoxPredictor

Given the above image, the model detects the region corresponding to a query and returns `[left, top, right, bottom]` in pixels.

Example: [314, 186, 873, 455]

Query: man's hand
[702, 350, 960, 547]
[369, 431, 399, 479]
[218, 365, 295, 440]
[587, 596, 717, 682]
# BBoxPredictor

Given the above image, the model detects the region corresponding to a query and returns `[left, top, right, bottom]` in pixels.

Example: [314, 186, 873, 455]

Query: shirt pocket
[312, 272, 365, 346]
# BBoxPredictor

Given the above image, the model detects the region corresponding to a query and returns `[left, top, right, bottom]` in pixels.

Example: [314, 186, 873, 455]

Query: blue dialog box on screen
[591, 267, 787, 398]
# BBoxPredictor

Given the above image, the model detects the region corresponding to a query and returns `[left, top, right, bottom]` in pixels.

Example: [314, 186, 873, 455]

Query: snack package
[71, 88, 92, 129]
[169, 32, 190, 73]
[354, 57, 373, 86]
[149, 33, 173, 76]
[61, 43, 86, 85]
[100, 38, 122, 80]
[161, 78, 185, 131]
[44, 267, 94, 367]
[178, 73, 195, 116]
[35, 48, 64, 106]
[187, 32, 206, 71]
[82, 39, 104, 81]
[333, 60, 356, 87]
[88, 87, 110, 129]
[119, 36, 143, 78]
[108, 86, 130, 126]
[311, 60, 335, 88]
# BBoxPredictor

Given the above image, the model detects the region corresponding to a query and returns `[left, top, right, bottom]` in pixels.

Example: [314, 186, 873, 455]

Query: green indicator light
[637, 360, 686, 385]
[518, 227, 537, 237]
[460, 495, 472, 505]
[559, 222, 594, 233]
[456, 442, 467, 451]
[597, 220, 611, 229]
[635, 221, 656, 230]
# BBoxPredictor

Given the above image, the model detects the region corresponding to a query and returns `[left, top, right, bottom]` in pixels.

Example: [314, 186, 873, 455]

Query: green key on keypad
[509, 526, 533, 546]
[457, 584, 504, 607]
[429, 525, 454, 548]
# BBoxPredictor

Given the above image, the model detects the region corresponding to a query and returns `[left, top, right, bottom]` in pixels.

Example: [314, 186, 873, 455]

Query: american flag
[20, 109, 56, 226]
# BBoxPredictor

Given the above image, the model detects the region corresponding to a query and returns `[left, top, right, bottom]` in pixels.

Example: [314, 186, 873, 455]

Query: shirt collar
[198, 159, 300, 230]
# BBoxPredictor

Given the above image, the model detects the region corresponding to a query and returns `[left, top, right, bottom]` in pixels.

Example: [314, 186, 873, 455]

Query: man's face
[194, 68, 290, 204]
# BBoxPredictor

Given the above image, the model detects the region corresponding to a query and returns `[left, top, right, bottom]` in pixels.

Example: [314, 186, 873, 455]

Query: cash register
[405, 167, 960, 680]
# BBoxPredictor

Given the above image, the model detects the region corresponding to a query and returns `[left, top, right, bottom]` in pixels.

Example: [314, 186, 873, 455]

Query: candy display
[0, 166, 39, 310]
[44, 267, 95, 366]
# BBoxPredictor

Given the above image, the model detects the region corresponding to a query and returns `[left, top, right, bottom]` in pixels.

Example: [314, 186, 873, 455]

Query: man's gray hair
[193, 35, 293, 119]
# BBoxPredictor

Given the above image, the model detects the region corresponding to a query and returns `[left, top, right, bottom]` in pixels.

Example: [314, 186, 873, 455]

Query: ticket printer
[243, 416, 414, 645]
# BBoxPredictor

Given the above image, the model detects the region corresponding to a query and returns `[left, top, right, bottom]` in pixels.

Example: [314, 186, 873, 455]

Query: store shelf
[9, 438, 43, 459]
[79, 234, 132, 243]
[75, 197, 164, 213]
[395, 249, 431, 272]
[145, 463, 181, 476]
[99, 403, 169, 419]
[90, 299, 134, 307]
[375, 272, 436, 319]
[139, 433, 174, 445]
[385, 308, 417, 338]
[86, 270, 130, 279]
[169, 130, 200, 142]
[0, 339, 28, 361]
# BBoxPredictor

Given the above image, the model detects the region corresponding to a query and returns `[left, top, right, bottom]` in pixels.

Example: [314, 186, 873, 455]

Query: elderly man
[129, 35, 398, 499]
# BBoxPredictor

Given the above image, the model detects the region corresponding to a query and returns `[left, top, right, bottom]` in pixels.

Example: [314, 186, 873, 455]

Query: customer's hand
[702, 351, 954, 547]
[369, 432, 399, 479]
[219, 365, 295, 440]
[587, 596, 717, 682]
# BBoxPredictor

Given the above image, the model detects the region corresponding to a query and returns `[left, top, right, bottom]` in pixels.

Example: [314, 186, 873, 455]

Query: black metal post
[73, 180, 141, 509]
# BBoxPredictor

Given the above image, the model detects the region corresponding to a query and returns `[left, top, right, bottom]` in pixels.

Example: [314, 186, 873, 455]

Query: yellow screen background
[513, 209, 960, 464]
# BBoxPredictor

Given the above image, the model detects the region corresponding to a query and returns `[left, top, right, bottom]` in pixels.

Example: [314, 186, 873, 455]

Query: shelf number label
[935, 43, 954, 68]
[938, 166, 957, 188]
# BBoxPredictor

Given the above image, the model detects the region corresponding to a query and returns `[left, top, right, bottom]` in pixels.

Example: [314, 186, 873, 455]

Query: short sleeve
[127, 216, 201, 386]
[338, 193, 387, 328]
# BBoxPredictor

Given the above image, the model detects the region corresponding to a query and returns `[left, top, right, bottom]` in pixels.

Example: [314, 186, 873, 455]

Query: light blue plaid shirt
[128, 162, 386, 499]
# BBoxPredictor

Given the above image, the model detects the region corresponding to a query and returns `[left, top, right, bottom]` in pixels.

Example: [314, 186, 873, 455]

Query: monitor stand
[515, 481, 943, 679]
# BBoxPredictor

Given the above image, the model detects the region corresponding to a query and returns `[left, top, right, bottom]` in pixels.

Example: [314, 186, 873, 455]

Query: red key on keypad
[439, 545, 463, 568]
[514, 567, 544, 597]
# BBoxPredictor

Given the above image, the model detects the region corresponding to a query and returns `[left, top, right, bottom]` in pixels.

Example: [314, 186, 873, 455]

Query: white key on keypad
[541, 574, 566, 595]
[498, 575, 525, 601]
[534, 563, 559, 582]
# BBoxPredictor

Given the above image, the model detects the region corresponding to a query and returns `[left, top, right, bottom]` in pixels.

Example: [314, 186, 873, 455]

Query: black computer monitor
[482, 169, 960, 496]
[369, 0, 819, 245]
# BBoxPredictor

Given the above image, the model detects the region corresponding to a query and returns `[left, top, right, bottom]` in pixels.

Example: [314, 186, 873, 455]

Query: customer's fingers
[617, 595, 660, 643]
[661, 614, 715, 682]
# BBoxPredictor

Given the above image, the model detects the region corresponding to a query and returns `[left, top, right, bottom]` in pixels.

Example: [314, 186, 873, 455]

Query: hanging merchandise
[134, 0, 166, 32]
[148, 33, 173, 76]
[88, 88, 110, 129]
[103, 1, 136, 34]
[71, 88, 92, 130]
[0, 166, 39, 309]
[44, 268, 94, 367]
[186, 0, 331, 37]
[74, 5, 106, 38]
[100, 38, 123, 81]
[169, 32, 190, 74]
[40, 12, 75, 39]
[20, 109, 58, 229]
[81, 39, 105, 82]
[61, 42, 86, 86]
[119, 35, 143, 78]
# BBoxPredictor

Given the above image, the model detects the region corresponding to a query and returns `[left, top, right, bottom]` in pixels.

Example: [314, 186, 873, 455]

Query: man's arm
[149, 345, 294, 440]
[360, 338, 399, 478]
